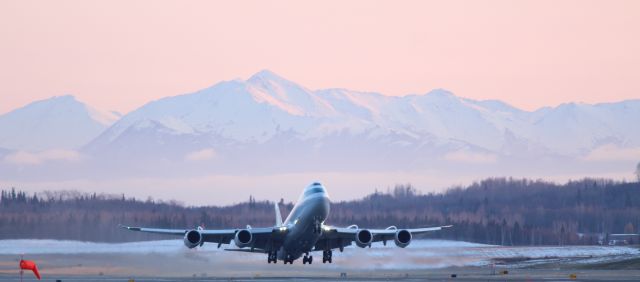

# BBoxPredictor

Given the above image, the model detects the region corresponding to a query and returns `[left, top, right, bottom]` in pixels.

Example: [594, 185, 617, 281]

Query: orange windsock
[19, 259, 41, 280]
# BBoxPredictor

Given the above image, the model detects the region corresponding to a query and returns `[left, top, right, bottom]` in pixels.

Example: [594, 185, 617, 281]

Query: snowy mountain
[76, 70, 640, 176]
[1, 70, 638, 182]
[0, 95, 120, 151]
[528, 101, 640, 154]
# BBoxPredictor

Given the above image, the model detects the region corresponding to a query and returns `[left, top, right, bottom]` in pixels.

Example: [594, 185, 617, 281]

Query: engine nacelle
[183, 229, 203, 249]
[355, 229, 373, 248]
[394, 229, 412, 248]
[234, 229, 253, 248]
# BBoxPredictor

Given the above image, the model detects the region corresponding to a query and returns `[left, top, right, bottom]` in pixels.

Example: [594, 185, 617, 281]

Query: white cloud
[4, 149, 83, 165]
[443, 150, 498, 164]
[184, 148, 216, 161]
[583, 145, 640, 162]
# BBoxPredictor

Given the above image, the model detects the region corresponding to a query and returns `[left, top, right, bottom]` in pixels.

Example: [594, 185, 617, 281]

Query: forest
[1, 177, 638, 245]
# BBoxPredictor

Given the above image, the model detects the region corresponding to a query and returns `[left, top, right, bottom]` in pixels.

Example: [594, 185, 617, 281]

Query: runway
[2, 270, 640, 282]
[0, 239, 638, 281]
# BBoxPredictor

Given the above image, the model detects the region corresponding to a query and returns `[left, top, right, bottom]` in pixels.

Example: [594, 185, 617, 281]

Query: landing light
[322, 225, 331, 231]
[279, 226, 287, 232]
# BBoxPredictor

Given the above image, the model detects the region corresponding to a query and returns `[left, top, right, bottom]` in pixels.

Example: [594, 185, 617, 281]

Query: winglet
[274, 202, 283, 227]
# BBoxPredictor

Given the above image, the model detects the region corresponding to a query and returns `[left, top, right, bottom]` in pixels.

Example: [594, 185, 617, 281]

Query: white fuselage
[278, 183, 330, 260]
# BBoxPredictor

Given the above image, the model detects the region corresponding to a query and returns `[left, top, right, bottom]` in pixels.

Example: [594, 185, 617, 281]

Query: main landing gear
[267, 251, 277, 264]
[322, 250, 332, 263]
[302, 254, 313, 264]
[283, 255, 294, 264]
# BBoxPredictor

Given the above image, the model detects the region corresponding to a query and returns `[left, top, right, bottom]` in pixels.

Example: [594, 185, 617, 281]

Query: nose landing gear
[313, 217, 322, 234]
[283, 255, 294, 264]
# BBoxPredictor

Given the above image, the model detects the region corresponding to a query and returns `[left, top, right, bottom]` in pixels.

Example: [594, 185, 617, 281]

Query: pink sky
[1, 0, 639, 115]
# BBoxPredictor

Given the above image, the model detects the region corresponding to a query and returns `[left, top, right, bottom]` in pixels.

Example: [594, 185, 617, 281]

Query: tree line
[1, 177, 638, 245]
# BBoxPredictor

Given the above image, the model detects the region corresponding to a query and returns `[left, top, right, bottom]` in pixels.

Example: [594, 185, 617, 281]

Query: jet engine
[355, 229, 373, 248]
[234, 229, 253, 248]
[183, 229, 203, 249]
[394, 229, 412, 248]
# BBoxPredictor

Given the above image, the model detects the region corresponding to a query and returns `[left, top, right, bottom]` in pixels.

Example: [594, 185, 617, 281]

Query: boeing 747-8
[121, 182, 451, 264]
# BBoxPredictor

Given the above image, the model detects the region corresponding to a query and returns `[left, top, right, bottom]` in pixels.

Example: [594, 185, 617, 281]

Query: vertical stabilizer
[274, 202, 283, 227]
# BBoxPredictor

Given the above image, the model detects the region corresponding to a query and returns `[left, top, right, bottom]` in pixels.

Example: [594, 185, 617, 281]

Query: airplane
[120, 182, 451, 264]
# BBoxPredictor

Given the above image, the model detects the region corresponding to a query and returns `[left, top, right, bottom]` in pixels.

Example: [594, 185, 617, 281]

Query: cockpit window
[304, 187, 324, 197]
[312, 182, 322, 186]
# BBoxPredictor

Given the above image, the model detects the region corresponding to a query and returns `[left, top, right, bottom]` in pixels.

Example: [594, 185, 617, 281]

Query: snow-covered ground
[0, 239, 185, 255]
[2, 239, 637, 269]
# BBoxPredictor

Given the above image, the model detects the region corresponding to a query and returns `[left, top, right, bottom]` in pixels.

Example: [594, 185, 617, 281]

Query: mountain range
[1, 70, 639, 182]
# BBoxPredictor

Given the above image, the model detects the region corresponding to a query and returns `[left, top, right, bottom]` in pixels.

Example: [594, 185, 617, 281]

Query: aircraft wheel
[308, 256, 313, 264]
[268, 251, 277, 264]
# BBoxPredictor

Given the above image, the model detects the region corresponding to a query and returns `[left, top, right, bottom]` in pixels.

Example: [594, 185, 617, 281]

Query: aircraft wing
[119, 225, 282, 248]
[314, 225, 452, 251]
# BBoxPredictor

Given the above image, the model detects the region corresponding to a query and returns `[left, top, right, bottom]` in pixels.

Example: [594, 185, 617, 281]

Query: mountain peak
[51, 94, 77, 100]
[49, 94, 76, 100]
[31, 95, 118, 124]
[425, 89, 456, 98]
[0, 95, 120, 150]
[248, 69, 287, 82]
[38, 95, 81, 106]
